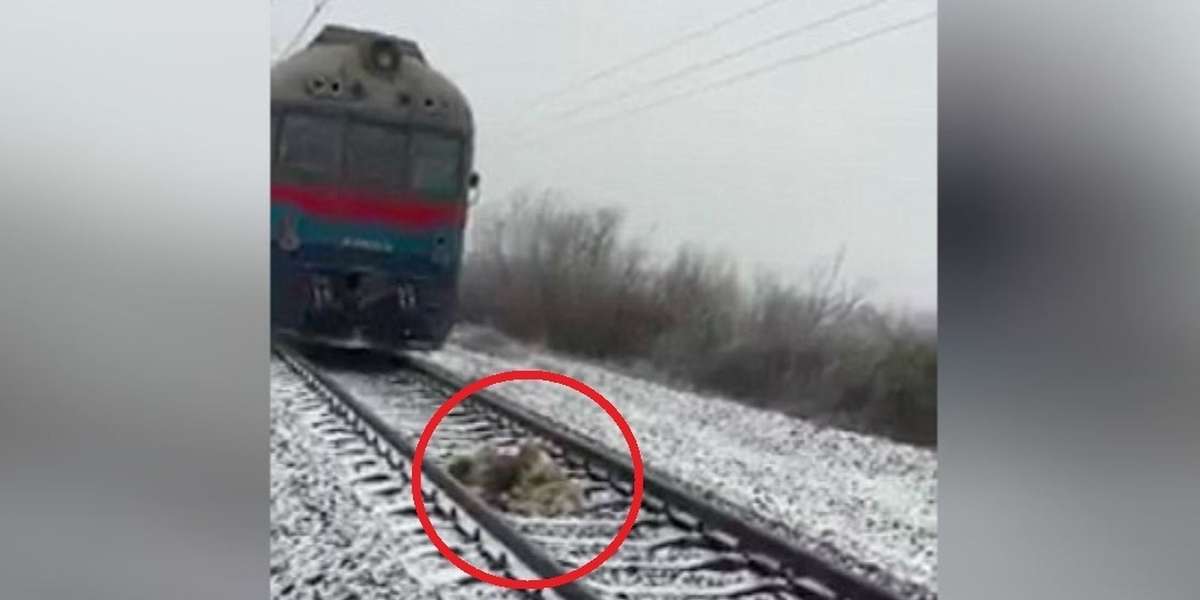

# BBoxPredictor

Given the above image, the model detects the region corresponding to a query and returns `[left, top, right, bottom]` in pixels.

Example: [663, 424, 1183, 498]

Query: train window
[410, 133, 463, 200]
[278, 113, 340, 175]
[270, 112, 280, 164]
[345, 121, 407, 192]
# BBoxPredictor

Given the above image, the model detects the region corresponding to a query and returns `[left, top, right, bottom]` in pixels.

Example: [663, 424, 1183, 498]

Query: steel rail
[403, 352, 907, 600]
[275, 344, 604, 600]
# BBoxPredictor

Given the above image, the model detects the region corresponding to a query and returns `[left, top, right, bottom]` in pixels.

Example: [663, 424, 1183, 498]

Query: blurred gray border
[941, 1, 1199, 598]
[2, 1, 1198, 599]
[0, 2, 267, 598]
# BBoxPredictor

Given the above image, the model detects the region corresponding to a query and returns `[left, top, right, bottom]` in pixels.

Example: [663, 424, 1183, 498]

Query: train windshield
[278, 113, 340, 177]
[345, 120, 408, 192]
[410, 133, 463, 201]
[274, 110, 465, 201]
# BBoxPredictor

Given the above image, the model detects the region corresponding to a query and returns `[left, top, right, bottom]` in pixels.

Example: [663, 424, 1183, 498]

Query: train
[271, 25, 478, 351]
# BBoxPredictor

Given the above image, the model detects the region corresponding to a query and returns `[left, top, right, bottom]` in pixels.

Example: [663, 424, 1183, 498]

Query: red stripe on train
[271, 184, 466, 229]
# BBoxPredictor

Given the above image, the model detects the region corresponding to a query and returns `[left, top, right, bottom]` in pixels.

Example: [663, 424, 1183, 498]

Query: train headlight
[278, 215, 300, 252]
[306, 75, 328, 96]
[368, 40, 401, 74]
[305, 74, 346, 98]
[375, 49, 395, 69]
[397, 283, 417, 309]
[431, 236, 452, 266]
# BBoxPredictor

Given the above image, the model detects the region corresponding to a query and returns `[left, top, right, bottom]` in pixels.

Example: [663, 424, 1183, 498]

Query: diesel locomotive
[271, 25, 478, 351]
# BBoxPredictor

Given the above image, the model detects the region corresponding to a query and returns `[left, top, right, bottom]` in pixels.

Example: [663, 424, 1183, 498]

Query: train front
[270, 26, 476, 350]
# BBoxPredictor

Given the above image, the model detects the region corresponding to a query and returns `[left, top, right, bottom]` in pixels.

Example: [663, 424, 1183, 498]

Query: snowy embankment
[427, 325, 939, 597]
[270, 359, 524, 600]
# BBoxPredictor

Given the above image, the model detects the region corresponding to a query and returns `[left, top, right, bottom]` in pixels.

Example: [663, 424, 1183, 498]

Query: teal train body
[271, 25, 478, 350]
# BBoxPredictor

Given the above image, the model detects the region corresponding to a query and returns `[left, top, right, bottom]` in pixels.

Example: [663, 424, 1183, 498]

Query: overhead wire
[277, 0, 334, 62]
[526, 0, 796, 109]
[550, 0, 891, 121]
[510, 10, 937, 150]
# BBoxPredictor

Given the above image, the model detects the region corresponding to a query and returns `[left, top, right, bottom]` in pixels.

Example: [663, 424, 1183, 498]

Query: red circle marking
[410, 370, 644, 589]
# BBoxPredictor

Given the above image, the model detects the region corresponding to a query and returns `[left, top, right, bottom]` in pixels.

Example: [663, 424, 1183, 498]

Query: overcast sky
[272, 0, 937, 313]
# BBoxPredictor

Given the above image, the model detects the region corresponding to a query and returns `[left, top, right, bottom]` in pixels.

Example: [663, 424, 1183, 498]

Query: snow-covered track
[275, 345, 599, 600]
[286, 343, 908, 600]
[404, 353, 907, 600]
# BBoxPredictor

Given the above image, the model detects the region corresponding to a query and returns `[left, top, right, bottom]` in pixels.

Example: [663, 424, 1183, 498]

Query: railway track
[271, 356, 556, 599]
[275, 343, 907, 600]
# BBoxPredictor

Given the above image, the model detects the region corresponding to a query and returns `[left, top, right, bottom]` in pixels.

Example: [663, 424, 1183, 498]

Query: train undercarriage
[271, 254, 455, 352]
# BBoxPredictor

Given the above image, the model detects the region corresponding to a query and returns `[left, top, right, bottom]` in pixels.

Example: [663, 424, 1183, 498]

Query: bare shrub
[459, 189, 659, 358]
[647, 245, 742, 377]
[457, 190, 937, 447]
[847, 318, 938, 446]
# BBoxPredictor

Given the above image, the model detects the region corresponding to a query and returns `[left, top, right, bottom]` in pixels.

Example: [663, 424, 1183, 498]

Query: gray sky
[272, 0, 937, 312]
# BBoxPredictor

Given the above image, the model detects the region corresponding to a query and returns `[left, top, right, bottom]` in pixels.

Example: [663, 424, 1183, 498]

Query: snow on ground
[425, 325, 939, 597]
[270, 358, 526, 600]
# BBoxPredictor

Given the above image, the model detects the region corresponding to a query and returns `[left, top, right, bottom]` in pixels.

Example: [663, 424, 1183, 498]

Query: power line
[527, 0, 795, 109]
[510, 10, 936, 149]
[551, 0, 890, 121]
[277, 0, 334, 62]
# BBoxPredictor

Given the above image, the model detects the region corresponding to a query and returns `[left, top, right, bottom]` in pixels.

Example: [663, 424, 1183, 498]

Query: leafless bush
[459, 189, 658, 358]
[458, 190, 937, 446]
[646, 245, 742, 373]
